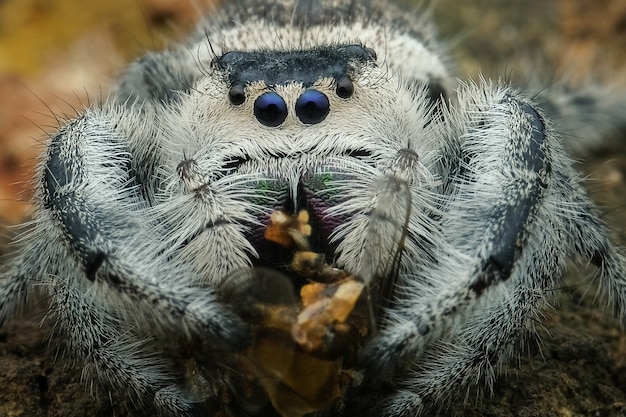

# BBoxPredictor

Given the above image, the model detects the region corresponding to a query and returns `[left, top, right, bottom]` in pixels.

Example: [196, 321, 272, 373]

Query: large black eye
[295, 89, 330, 124]
[336, 77, 354, 99]
[254, 92, 288, 127]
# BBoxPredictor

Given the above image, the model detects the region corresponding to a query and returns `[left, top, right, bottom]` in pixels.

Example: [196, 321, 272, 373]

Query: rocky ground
[1, 0, 626, 416]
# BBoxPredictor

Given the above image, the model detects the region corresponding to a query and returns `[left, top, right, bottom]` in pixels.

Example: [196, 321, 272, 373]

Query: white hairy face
[148, 28, 449, 288]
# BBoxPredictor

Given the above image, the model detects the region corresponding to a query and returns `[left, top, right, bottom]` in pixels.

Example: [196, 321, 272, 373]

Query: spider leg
[534, 84, 626, 155]
[0, 168, 204, 417]
[360, 82, 563, 379]
[0, 241, 43, 326]
[370, 201, 567, 416]
[2, 220, 198, 416]
[366, 93, 626, 416]
[43, 111, 248, 343]
[556, 172, 626, 324]
[48, 255, 200, 415]
[29, 109, 249, 414]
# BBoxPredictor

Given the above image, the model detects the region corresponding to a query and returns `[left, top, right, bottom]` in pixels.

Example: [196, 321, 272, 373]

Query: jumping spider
[1, 0, 626, 416]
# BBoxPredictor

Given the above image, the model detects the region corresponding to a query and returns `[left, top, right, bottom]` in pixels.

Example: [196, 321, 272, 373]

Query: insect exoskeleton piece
[216, 210, 375, 417]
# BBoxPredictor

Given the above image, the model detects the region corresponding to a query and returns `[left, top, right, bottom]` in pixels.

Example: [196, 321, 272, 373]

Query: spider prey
[1, 0, 626, 415]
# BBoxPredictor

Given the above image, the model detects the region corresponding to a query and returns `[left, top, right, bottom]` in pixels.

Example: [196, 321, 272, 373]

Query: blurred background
[0, 0, 218, 226]
[0, 0, 625, 416]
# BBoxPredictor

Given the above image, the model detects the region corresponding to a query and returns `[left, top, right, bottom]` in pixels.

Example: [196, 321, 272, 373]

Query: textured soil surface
[1, 0, 626, 416]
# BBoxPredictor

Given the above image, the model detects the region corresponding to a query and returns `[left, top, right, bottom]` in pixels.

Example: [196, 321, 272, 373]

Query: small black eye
[336, 77, 354, 99]
[296, 89, 330, 124]
[254, 92, 288, 127]
[228, 85, 246, 105]
[365, 47, 377, 61]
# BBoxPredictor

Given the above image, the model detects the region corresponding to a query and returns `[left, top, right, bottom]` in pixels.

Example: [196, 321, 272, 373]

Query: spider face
[163, 41, 437, 288]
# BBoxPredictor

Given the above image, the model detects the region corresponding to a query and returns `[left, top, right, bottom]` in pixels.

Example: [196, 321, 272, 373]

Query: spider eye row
[228, 78, 354, 127]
